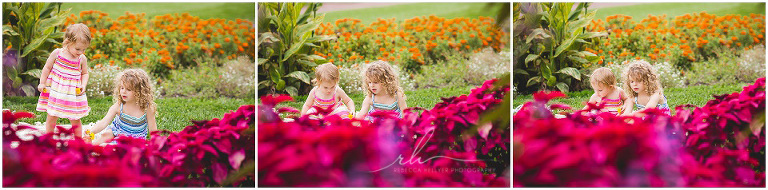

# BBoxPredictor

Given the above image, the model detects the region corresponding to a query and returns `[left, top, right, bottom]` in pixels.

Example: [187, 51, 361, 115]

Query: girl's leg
[306, 107, 318, 115]
[92, 129, 114, 145]
[71, 119, 83, 138]
[45, 115, 58, 134]
[330, 106, 350, 118]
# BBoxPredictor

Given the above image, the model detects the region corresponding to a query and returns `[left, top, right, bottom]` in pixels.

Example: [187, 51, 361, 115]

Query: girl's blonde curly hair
[622, 60, 663, 98]
[362, 60, 405, 99]
[113, 69, 156, 112]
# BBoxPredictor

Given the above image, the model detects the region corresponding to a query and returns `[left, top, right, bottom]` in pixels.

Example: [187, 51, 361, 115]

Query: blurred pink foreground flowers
[514, 78, 766, 187]
[3, 105, 255, 187]
[259, 79, 510, 187]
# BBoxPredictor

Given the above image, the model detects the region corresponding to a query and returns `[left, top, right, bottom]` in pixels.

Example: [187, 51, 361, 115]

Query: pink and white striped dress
[36, 49, 90, 119]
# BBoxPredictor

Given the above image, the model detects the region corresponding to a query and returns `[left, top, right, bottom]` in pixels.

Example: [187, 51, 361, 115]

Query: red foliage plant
[258, 79, 510, 187]
[513, 78, 766, 187]
[2, 105, 255, 187]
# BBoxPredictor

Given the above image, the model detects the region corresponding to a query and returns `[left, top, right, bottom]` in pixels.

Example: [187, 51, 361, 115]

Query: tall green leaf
[285, 71, 311, 84]
[556, 67, 581, 81]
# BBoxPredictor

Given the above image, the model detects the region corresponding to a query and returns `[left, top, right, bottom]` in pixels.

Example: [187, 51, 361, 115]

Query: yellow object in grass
[85, 130, 95, 140]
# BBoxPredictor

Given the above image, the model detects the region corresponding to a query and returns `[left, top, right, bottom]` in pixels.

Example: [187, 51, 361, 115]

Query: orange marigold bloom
[127, 48, 133, 52]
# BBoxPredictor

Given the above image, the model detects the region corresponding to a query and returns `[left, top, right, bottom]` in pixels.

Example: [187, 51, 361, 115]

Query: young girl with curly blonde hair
[620, 60, 671, 116]
[87, 69, 158, 145]
[356, 60, 407, 120]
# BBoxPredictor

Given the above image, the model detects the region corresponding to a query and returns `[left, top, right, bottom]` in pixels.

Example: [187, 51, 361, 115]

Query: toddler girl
[87, 69, 158, 145]
[620, 60, 671, 116]
[584, 67, 628, 115]
[36, 23, 92, 138]
[356, 60, 407, 120]
[300, 63, 356, 119]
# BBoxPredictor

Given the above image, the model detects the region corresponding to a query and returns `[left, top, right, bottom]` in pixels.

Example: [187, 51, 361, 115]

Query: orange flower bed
[63, 10, 255, 77]
[314, 15, 508, 73]
[585, 12, 765, 69]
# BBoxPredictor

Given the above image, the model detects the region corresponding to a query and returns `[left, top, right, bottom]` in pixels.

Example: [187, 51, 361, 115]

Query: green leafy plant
[84, 64, 120, 98]
[513, 2, 606, 93]
[2, 2, 69, 96]
[258, 2, 331, 96]
[414, 48, 509, 89]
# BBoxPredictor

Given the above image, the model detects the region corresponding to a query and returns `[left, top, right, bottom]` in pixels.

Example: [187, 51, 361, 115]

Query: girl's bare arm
[337, 87, 355, 115]
[91, 103, 120, 134]
[356, 95, 372, 119]
[300, 87, 316, 116]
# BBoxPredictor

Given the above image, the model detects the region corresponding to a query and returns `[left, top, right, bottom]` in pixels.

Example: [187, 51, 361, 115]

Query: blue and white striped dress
[109, 103, 149, 140]
[366, 94, 402, 120]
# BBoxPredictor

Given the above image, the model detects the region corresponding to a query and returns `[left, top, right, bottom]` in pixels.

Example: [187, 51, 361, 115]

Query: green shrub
[685, 58, 742, 86]
[257, 2, 329, 96]
[215, 57, 255, 98]
[512, 2, 606, 93]
[735, 45, 765, 83]
[414, 48, 509, 89]
[85, 64, 120, 97]
[161, 65, 219, 98]
[160, 57, 254, 98]
[2, 2, 69, 96]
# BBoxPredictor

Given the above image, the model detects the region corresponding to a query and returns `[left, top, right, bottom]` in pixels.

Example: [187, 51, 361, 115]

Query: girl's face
[368, 80, 382, 95]
[629, 78, 645, 94]
[591, 82, 612, 98]
[318, 81, 336, 96]
[120, 83, 136, 103]
[66, 42, 89, 58]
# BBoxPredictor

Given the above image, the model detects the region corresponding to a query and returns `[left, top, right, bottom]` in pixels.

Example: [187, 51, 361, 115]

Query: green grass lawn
[261, 85, 476, 115]
[322, 3, 505, 25]
[61, 3, 254, 20]
[513, 83, 748, 115]
[3, 96, 255, 132]
[593, 3, 765, 20]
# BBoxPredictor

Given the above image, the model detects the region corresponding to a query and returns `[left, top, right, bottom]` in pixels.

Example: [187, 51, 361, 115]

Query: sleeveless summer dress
[635, 95, 671, 115]
[365, 94, 403, 120]
[36, 49, 89, 119]
[601, 93, 624, 115]
[109, 103, 149, 141]
[307, 87, 349, 118]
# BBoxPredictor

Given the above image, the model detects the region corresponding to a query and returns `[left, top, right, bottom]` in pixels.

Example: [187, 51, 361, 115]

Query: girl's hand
[38, 83, 46, 92]
[76, 87, 84, 95]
